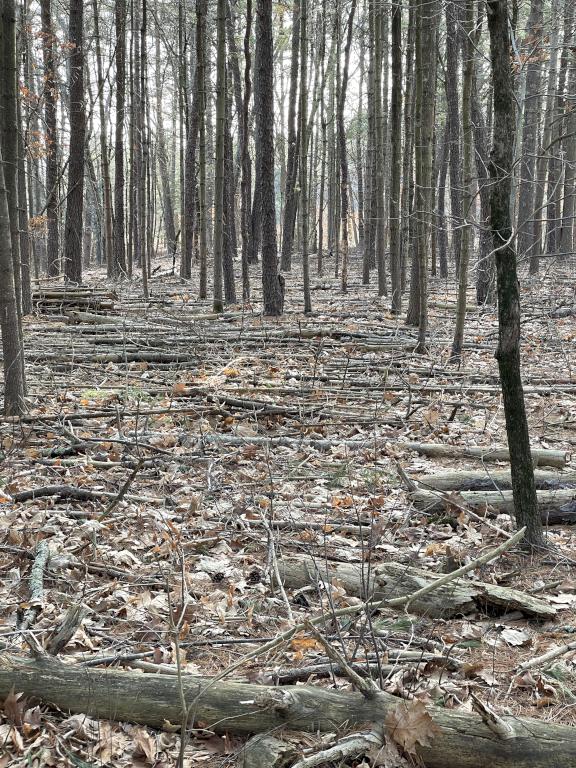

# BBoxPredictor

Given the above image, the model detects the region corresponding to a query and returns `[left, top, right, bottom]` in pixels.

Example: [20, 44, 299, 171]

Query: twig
[99, 459, 144, 519]
[303, 619, 378, 698]
[517, 640, 576, 672]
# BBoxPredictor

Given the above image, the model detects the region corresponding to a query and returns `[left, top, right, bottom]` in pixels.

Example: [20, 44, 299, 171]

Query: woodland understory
[1, 254, 576, 767]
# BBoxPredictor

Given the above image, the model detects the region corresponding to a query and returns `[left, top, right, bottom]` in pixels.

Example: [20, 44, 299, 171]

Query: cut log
[401, 442, 569, 468]
[0, 655, 574, 768]
[277, 557, 556, 619]
[414, 469, 576, 492]
[410, 488, 576, 524]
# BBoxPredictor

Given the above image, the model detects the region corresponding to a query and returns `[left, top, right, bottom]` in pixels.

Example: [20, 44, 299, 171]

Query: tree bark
[39, 0, 59, 277]
[389, 0, 402, 312]
[63, 0, 85, 283]
[1, 655, 575, 767]
[279, 0, 300, 272]
[113, 0, 127, 276]
[256, 0, 283, 314]
[487, 0, 544, 550]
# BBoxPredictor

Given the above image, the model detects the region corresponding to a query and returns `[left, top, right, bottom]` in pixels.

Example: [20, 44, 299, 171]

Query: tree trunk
[240, 0, 253, 299]
[516, 0, 544, 265]
[39, 0, 59, 277]
[280, 0, 300, 272]
[92, 0, 113, 277]
[450, 0, 474, 361]
[411, 0, 438, 351]
[155, 39, 177, 267]
[487, 0, 544, 550]
[113, 0, 127, 276]
[212, 0, 226, 313]
[256, 0, 283, 314]
[63, 0, 85, 283]
[337, 0, 356, 293]
[444, 0, 462, 274]
[389, 0, 402, 312]
[0, 146, 26, 414]
[528, 0, 559, 273]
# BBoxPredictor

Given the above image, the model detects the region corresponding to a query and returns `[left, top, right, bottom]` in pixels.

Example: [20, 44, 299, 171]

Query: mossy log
[277, 557, 556, 619]
[0, 655, 575, 767]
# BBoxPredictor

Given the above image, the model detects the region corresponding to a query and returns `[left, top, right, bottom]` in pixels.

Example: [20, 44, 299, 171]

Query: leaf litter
[1, 261, 576, 765]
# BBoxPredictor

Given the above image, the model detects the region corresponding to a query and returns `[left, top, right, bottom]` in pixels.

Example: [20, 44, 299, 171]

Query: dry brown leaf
[133, 727, 158, 764]
[385, 700, 441, 756]
[2, 688, 25, 726]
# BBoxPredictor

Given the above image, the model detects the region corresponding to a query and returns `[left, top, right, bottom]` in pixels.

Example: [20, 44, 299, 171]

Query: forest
[1, 0, 576, 764]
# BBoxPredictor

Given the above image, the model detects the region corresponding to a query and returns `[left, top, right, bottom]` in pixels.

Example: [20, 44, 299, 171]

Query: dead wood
[414, 468, 576, 492]
[277, 556, 556, 619]
[401, 442, 569, 468]
[17, 541, 50, 631]
[410, 487, 576, 524]
[0, 654, 574, 767]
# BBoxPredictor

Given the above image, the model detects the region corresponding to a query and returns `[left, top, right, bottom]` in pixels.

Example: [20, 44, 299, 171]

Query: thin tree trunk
[113, 0, 127, 276]
[299, 0, 311, 313]
[450, 0, 474, 361]
[487, 0, 544, 550]
[516, 0, 544, 264]
[337, 0, 356, 293]
[256, 0, 283, 314]
[212, 0, 226, 312]
[40, 0, 59, 276]
[389, 0, 402, 312]
[63, 0, 85, 283]
[280, 0, 300, 272]
[92, 0, 113, 276]
[240, 0, 252, 300]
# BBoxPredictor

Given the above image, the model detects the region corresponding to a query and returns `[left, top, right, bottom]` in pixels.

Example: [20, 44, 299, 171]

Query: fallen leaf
[385, 700, 441, 756]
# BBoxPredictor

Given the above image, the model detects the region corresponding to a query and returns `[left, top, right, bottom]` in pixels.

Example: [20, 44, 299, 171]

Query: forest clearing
[2, 0, 576, 764]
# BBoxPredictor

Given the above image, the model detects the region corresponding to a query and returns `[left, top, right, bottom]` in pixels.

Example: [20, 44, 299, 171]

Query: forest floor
[1, 253, 576, 766]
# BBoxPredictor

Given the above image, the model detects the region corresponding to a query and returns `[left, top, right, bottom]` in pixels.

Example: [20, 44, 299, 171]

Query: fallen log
[414, 468, 576, 492]
[401, 442, 569, 468]
[410, 488, 576, 524]
[0, 654, 574, 768]
[277, 557, 556, 619]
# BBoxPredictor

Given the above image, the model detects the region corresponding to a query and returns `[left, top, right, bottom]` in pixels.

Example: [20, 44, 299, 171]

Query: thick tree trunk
[487, 0, 544, 550]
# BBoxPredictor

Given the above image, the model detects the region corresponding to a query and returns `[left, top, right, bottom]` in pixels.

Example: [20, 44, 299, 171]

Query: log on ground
[277, 557, 556, 619]
[413, 469, 576, 492]
[410, 488, 576, 524]
[0, 654, 574, 768]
